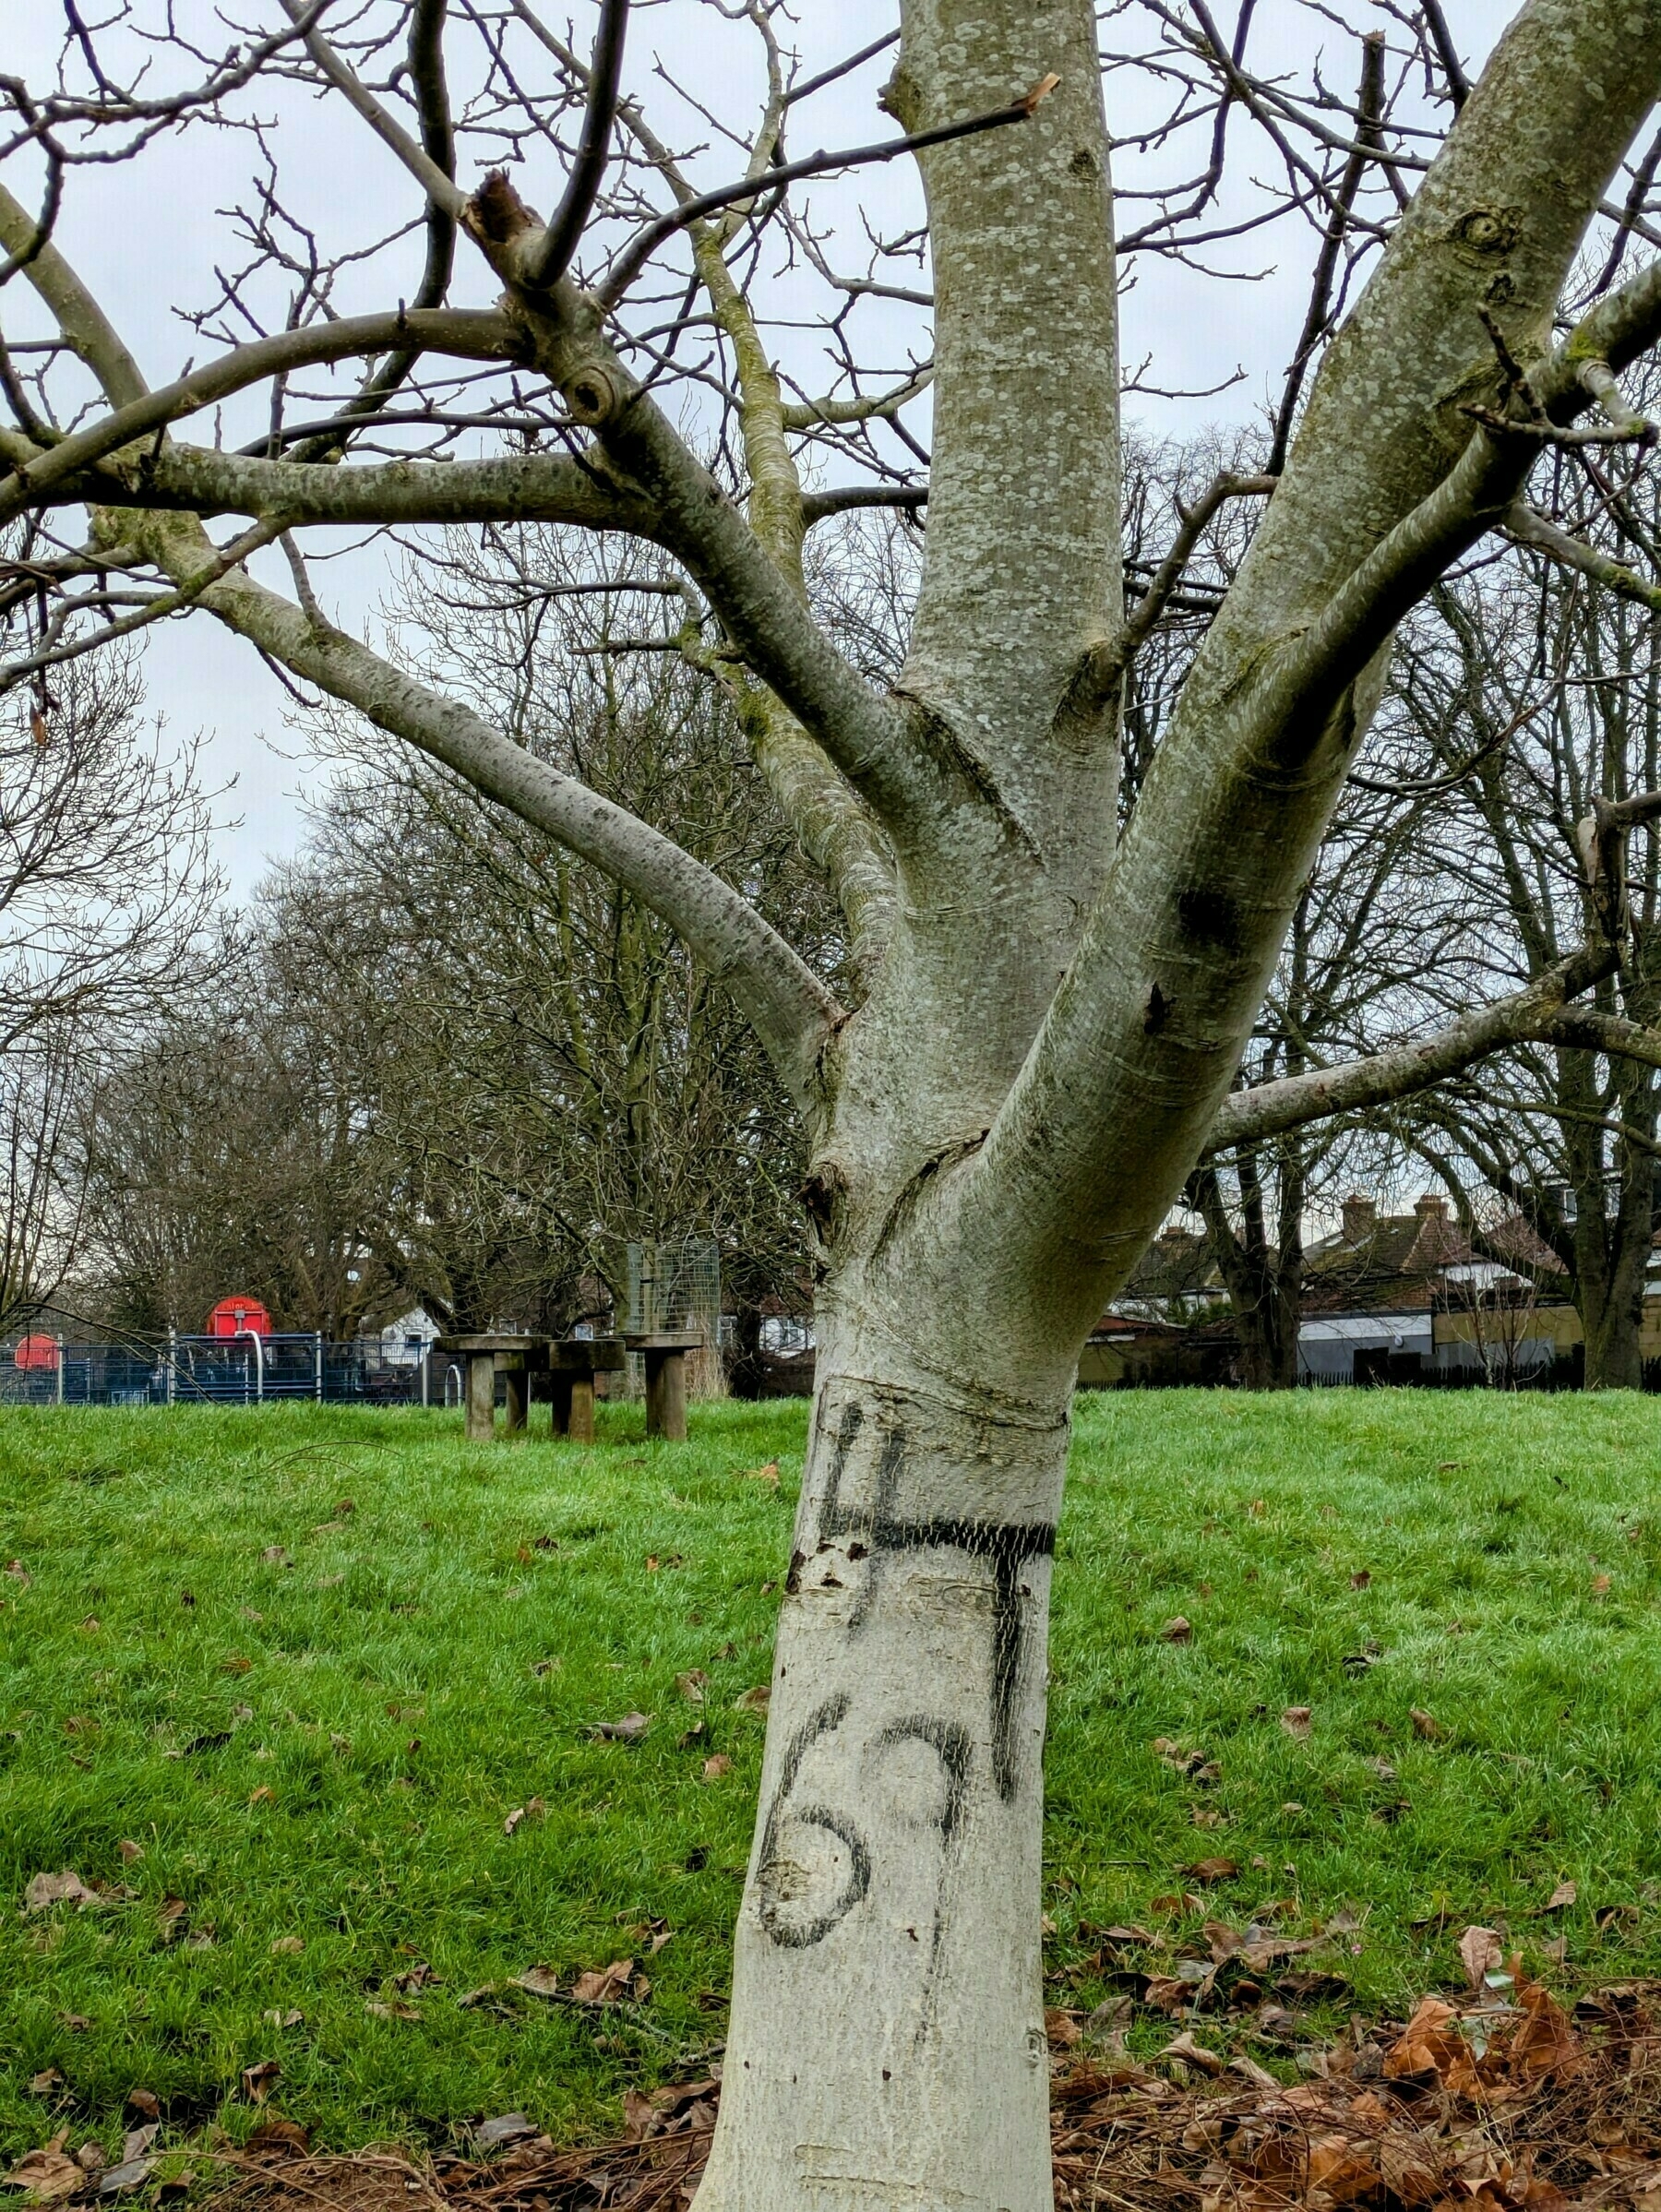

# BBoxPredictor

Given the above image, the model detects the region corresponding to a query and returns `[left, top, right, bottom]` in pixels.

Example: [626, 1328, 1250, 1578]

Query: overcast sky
[9, 0, 1514, 897]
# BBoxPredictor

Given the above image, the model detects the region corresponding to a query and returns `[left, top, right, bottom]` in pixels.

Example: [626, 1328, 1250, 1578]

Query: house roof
[1119, 1226, 1224, 1302]
[1301, 1199, 1468, 1312]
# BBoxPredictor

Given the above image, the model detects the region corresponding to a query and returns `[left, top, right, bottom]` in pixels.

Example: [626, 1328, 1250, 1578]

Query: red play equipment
[206, 1297, 273, 1340]
[14, 1333, 59, 1370]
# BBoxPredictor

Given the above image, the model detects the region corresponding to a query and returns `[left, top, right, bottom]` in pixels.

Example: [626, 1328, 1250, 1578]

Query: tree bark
[694, 1332, 1065, 2212]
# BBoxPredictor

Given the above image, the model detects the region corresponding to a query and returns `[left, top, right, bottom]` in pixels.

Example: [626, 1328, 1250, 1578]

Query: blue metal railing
[0, 1333, 441, 1408]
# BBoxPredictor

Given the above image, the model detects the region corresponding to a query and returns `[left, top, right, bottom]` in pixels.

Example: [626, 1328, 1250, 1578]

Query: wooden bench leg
[549, 1374, 574, 1438]
[568, 1372, 596, 1443]
[465, 1352, 495, 1441]
[644, 1348, 687, 1441]
[502, 1363, 528, 1436]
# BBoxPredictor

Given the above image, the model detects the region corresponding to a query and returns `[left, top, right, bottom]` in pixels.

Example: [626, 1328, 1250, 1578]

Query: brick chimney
[1414, 1193, 1449, 1221]
[1342, 1194, 1378, 1244]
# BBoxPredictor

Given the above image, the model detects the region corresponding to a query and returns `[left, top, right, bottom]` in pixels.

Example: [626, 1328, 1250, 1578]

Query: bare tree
[0, 648, 219, 1327]
[1381, 438, 1661, 1386]
[9, 1, 1661, 2196]
[83, 548, 833, 1338]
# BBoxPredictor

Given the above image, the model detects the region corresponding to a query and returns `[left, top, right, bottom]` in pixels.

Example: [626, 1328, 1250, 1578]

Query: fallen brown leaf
[589, 1714, 650, 1741]
[1411, 1706, 1443, 1740]
[1159, 1617, 1192, 1644]
[1162, 2030, 1226, 2076]
[240, 2061, 281, 2104]
[676, 1669, 709, 1704]
[1458, 1923, 1504, 1991]
[511, 1966, 561, 1999]
[1384, 1994, 1479, 2095]
[473, 2116, 539, 2152]
[701, 1754, 734, 1781]
[1512, 1976, 1579, 2079]
[570, 1958, 636, 2005]
[735, 1686, 770, 1715]
[1544, 1879, 1577, 1912]
[1185, 1858, 1239, 1884]
[269, 1936, 304, 1956]
[245, 2120, 310, 2159]
[27, 2072, 63, 2098]
[3, 2137, 85, 2205]
[1350, 1569, 1371, 1589]
[1281, 1705, 1312, 1740]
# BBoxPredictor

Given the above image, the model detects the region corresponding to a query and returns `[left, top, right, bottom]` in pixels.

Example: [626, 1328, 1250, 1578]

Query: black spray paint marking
[809, 1399, 1055, 1799]
[756, 1692, 873, 1949]
[873, 1714, 971, 2034]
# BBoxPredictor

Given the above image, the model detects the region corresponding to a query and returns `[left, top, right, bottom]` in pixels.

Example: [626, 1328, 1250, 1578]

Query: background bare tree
[82, 542, 835, 1338]
[0, 650, 218, 1329]
[1381, 438, 1661, 1386]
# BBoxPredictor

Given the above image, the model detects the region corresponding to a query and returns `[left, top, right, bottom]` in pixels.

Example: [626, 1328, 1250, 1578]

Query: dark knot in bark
[562, 364, 627, 427]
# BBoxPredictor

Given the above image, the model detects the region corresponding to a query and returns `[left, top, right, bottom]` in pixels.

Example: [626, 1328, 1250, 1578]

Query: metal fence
[0, 1333, 446, 1408]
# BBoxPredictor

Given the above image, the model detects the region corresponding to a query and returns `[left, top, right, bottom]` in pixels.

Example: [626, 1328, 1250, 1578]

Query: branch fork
[1462, 305, 1659, 450]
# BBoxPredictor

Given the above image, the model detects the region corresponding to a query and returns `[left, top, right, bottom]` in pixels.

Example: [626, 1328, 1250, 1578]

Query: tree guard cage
[624, 1233, 723, 1398]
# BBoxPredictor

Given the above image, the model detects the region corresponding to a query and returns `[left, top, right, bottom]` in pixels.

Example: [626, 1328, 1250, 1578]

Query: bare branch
[0, 519, 283, 691]
[598, 79, 1058, 309]
[0, 305, 518, 528]
[522, 0, 628, 291]
[134, 510, 842, 1118]
[1205, 944, 1619, 1154]
[1504, 500, 1661, 616]
[274, 0, 468, 218]
[1267, 31, 1385, 476]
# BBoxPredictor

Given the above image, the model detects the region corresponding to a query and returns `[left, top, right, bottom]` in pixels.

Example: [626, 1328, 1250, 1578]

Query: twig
[599, 76, 1060, 309]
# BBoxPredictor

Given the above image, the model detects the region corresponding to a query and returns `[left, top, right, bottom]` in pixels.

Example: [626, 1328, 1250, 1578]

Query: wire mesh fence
[0, 1333, 446, 1408]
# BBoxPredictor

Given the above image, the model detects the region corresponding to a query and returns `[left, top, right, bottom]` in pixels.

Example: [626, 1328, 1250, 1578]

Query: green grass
[4, 1389, 1661, 2164]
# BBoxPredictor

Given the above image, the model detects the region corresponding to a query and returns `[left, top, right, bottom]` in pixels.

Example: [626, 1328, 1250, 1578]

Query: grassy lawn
[4, 1388, 1661, 2166]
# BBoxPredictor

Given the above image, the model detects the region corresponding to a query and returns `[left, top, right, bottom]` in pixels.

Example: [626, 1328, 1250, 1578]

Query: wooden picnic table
[549, 1335, 626, 1443]
[623, 1330, 703, 1441]
[433, 1333, 550, 1441]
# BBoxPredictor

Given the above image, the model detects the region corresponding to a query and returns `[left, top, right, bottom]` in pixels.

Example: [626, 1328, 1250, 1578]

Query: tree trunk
[1194, 1160, 1305, 1389]
[1581, 1274, 1643, 1389]
[1577, 1205, 1650, 1389]
[694, 1333, 1067, 2212]
[1238, 1320, 1300, 1392]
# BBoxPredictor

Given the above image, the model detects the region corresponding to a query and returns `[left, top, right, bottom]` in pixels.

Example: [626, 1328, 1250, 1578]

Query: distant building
[375, 1309, 441, 1367]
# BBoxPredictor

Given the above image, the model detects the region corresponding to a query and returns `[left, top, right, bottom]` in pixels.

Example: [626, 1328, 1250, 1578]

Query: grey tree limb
[1206, 942, 1620, 1153]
